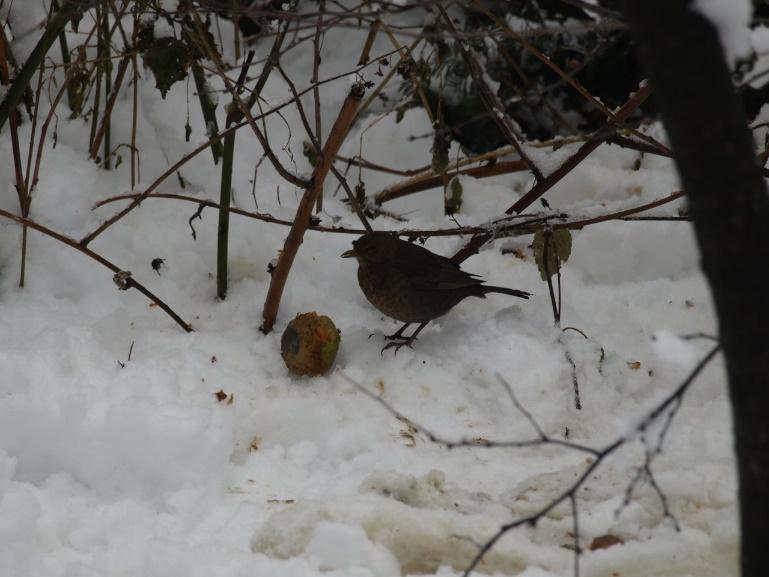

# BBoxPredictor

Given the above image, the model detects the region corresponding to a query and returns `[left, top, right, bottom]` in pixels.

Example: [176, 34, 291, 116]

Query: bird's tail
[481, 286, 531, 299]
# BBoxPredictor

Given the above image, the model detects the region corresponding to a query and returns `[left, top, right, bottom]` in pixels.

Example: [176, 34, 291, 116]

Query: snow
[692, 0, 752, 67]
[0, 3, 740, 577]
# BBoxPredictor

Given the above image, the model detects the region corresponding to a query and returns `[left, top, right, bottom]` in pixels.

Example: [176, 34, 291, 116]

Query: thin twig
[94, 189, 687, 241]
[341, 341, 719, 577]
[374, 160, 528, 205]
[0, 208, 192, 332]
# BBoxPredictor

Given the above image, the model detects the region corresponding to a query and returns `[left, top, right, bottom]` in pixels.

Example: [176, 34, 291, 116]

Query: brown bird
[342, 232, 530, 352]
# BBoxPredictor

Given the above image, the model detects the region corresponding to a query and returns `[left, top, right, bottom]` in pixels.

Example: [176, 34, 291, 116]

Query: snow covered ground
[0, 3, 749, 576]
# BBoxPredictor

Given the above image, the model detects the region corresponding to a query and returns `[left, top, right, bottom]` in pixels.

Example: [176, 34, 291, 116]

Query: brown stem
[357, 18, 380, 65]
[260, 83, 365, 334]
[0, 36, 30, 287]
[374, 160, 528, 204]
[335, 154, 429, 177]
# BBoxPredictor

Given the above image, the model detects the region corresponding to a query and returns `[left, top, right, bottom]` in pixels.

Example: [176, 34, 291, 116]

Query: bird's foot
[383, 331, 412, 341]
[381, 336, 418, 355]
[369, 331, 409, 341]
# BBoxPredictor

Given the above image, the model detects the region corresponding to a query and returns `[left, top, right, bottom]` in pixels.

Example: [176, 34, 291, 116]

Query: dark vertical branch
[619, 2, 769, 576]
[89, 4, 103, 154]
[52, 0, 78, 113]
[312, 0, 324, 212]
[101, 7, 112, 169]
[130, 1, 140, 187]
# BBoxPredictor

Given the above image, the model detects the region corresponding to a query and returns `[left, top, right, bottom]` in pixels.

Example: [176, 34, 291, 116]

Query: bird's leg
[384, 322, 412, 341]
[368, 322, 412, 340]
[381, 322, 428, 355]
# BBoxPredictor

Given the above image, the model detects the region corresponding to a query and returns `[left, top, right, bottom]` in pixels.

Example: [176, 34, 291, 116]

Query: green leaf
[533, 229, 572, 281]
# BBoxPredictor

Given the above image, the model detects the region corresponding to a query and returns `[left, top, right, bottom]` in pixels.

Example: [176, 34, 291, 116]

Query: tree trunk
[619, 2, 769, 575]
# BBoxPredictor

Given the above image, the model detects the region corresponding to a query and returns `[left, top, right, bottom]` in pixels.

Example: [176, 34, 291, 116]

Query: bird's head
[341, 232, 396, 265]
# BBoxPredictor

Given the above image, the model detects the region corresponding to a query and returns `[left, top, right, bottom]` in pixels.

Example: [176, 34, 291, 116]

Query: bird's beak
[341, 248, 357, 258]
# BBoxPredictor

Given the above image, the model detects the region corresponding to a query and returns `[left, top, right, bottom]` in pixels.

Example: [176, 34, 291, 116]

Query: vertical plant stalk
[217, 116, 236, 299]
[18, 61, 48, 287]
[179, 8, 223, 164]
[233, 0, 241, 61]
[101, 9, 112, 169]
[191, 60, 223, 164]
[188, 12, 290, 299]
[89, 5, 103, 153]
[130, 1, 140, 188]
[260, 83, 365, 334]
[24, 61, 47, 191]
[52, 0, 78, 113]
[214, 51, 254, 300]
[312, 0, 325, 212]
[90, 54, 129, 161]
[0, 37, 30, 286]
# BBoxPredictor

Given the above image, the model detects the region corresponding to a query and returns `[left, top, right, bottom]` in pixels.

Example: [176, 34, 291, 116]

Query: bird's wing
[389, 242, 484, 291]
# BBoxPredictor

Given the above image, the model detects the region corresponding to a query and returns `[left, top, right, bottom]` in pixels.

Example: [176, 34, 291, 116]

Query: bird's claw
[380, 338, 417, 356]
